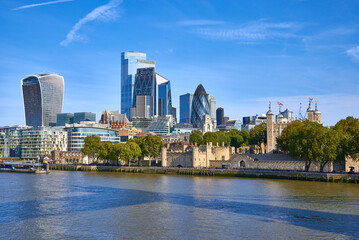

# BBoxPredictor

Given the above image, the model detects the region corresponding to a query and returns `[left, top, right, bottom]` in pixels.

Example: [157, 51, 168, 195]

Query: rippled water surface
[0, 171, 359, 239]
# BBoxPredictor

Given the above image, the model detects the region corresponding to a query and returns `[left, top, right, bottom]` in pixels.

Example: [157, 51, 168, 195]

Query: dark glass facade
[121, 52, 155, 117]
[22, 74, 64, 127]
[158, 80, 172, 116]
[191, 84, 210, 128]
[216, 107, 224, 125]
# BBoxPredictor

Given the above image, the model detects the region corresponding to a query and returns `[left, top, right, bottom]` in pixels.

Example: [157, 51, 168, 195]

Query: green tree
[98, 141, 114, 164]
[334, 117, 359, 160]
[249, 123, 267, 153]
[278, 121, 340, 172]
[81, 135, 102, 163]
[125, 141, 142, 166]
[189, 130, 203, 145]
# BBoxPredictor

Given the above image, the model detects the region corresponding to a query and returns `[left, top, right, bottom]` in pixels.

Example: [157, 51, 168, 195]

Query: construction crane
[184, 112, 188, 124]
[297, 103, 305, 120]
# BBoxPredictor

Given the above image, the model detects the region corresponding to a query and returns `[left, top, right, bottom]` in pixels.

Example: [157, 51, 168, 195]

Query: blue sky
[0, 0, 359, 126]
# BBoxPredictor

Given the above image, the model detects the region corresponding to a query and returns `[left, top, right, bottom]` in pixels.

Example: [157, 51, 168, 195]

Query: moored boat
[0, 161, 49, 174]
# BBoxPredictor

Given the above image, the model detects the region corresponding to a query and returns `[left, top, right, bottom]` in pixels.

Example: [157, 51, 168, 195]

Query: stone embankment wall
[231, 154, 345, 172]
[50, 165, 359, 183]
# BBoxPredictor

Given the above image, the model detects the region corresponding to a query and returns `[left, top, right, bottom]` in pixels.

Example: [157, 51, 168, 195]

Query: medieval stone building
[266, 100, 322, 153]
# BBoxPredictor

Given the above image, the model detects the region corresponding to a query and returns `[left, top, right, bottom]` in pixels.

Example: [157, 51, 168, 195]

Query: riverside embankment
[50, 164, 359, 183]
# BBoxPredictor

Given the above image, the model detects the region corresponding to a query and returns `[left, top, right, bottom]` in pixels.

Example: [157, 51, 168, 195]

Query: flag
[277, 101, 283, 106]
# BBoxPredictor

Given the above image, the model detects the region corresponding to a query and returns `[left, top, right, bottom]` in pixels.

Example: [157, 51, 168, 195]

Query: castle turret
[266, 102, 275, 153]
[313, 101, 322, 124]
[306, 99, 314, 122]
[161, 147, 168, 167]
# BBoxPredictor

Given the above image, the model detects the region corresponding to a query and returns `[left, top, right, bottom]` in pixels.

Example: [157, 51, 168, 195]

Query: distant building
[179, 93, 193, 123]
[242, 114, 267, 132]
[157, 74, 172, 116]
[200, 114, 215, 133]
[146, 115, 174, 134]
[216, 107, 224, 126]
[173, 123, 195, 134]
[99, 110, 133, 129]
[191, 84, 211, 128]
[208, 94, 216, 121]
[121, 52, 155, 117]
[65, 122, 120, 152]
[218, 119, 242, 131]
[172, 107, 177, 122]
[56, 113, 74, 126]
[56, 112, 96, 126]
[22, 74, 64, 126]
[223, 117, 229, 125]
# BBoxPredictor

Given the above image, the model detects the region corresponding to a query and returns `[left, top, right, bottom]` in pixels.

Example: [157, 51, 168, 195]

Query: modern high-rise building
[171, 107, 177, 122]
[179, 93, 193, 123]
[216, 107, 224, 125]
[22, 74, 64, 127]
[208, 94, 216, 120]
[121, 52, 155, 117]
[191, 84, 210, 128]
[157, 74, 172, 116]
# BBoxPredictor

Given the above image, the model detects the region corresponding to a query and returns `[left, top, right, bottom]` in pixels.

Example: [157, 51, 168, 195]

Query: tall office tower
[208, 94, 216, 120]
[179, 93, 193, 123]
[157, 74, 172, 116]
[172, 107, 177, 122]
[216, 107, 224, 125]
[191, 84, 210, 128]
[121, 52, 155, 117]
[22, 74, 64, 127]
[132, 67, 157, 117]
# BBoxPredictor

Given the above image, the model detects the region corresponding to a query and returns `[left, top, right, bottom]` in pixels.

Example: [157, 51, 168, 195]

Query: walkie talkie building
[22, 74, 64, 126]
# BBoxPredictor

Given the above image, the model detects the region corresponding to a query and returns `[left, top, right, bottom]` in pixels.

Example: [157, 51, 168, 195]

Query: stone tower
[306, 100, 314, 122]
[161, 147, 168, 167]
[266, 102, 275, 153]
[313, 101, 322, 124]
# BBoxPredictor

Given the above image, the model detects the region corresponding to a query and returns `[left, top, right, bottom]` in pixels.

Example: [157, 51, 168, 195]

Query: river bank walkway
[50, 164, 359, 183]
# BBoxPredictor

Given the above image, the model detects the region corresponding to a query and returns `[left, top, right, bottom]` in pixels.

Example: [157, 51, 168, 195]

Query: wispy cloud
[346, 46, 359, 62]
[183, 19, 301, 43]
[177, 20, 227, 26]
[13, 0, 73, 10]
[60, 0, 122, 46]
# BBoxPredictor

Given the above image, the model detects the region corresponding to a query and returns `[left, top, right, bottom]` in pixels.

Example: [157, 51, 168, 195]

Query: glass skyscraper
[191, 84, 210, 128]
[22, 74, 64, 127]
[157, 73, 172, 116]
[121, 52, 155, 117]
[179, 93, 193, 123]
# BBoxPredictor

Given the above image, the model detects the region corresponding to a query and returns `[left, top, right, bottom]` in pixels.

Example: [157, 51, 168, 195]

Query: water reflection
[0, 172, 358, 239]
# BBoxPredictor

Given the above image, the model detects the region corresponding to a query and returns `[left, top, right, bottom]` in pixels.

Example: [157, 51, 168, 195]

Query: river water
[0, 171, 358, 240]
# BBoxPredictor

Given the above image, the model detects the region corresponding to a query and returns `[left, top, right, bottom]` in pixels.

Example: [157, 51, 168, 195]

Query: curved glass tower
[22, 74, 64, 126]
[191, 84, 210, 128]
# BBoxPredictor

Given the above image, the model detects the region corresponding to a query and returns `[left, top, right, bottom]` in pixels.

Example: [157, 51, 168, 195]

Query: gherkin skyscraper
[191, 84, 210, 128]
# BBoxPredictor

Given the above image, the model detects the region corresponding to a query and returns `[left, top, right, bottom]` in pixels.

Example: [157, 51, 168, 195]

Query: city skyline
[1, 0, 359, 126]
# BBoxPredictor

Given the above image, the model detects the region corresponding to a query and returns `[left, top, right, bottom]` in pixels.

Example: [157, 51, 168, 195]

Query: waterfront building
[56, 113, 74, 126]
[22, 74, 64, 126]
[51, 150, 84, 164]
[20, 127, 68, 160]
[121, 52, 155, 117]
[65, 122, 120, 152]
[179, 93, 193, 124]
[190, 84, 210, 128]
[216, 107, 224, 126]
[0, 125, 31, 158]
